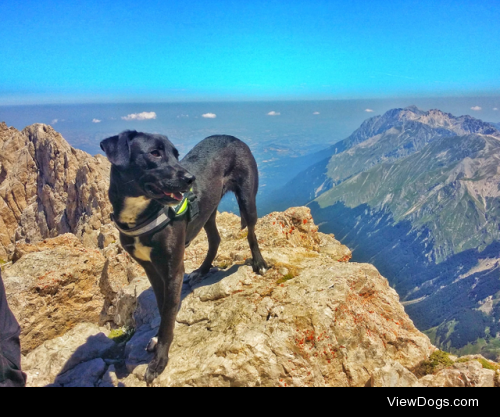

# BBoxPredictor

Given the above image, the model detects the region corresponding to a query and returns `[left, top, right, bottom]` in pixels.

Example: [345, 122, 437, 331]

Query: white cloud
[267, 111, 281, 116]
[51, 119, 58, 124]
[365, 109, 374, 113]
[92, 119, 101, 123]
[313, 111, 320, 115]
[121, 111, 157, 121]
[202, 113, 217, 119]
[493, 108, 498, 111]
[471, 106, 482, 111]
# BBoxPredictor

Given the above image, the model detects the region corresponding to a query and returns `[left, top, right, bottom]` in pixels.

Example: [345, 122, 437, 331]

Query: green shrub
[216, 261, 231, 270]
[277, 273, 296, 285]
[477, 357, 497, 371]
[108, 327, 135, 345]
[417, 350, 454, 376]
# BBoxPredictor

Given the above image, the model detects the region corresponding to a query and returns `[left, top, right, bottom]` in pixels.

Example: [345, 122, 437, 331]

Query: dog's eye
[150, 150, 161, 157]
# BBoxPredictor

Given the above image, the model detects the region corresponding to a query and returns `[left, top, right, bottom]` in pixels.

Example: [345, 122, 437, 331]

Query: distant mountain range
[261, 106, 500, 360]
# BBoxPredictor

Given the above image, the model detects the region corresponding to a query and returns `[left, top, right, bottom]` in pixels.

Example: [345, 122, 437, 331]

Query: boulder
[419, 358, 497, 388]
[371, 361, 423, 387]
[3, 234, 143, 353]
[23, 323, 115, 387]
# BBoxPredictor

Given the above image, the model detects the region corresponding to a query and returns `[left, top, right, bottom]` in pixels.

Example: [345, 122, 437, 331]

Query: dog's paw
[187, 269, 205, 286]
[146, 337, 158, 353]
[188, 267, 217, 286]
[252, 259, 268, 275]
[144, 367, 159, 386]
[145, 355, 169, 386]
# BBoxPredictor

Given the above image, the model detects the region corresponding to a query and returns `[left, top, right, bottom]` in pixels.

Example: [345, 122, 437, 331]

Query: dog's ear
[100, 131, 138, 167]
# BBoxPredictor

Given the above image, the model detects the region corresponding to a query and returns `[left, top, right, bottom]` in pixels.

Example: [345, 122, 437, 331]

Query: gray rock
[124, 326, 156, 373]
[99, 365, 119, 388]
[53, 358, 107, 388]
[134, 287, 160, 329]
[113, 276, 151, 328]
[371, 361, 422, 387]
[419, 359, 496, 387]
[24, 323, 115, 387]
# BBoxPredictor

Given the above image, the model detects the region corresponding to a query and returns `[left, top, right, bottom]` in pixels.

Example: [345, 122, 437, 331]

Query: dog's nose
[183, 172, 196, 185]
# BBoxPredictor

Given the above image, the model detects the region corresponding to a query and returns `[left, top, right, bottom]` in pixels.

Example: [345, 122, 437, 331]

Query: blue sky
[1, 0, 499, 104]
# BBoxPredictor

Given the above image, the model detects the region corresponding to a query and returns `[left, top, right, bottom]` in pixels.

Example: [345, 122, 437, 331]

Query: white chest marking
[119, 196, 151, 225]
[134, 238, 152, 262]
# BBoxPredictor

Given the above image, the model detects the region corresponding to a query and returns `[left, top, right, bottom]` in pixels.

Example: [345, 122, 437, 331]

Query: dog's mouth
[143, 183, 186, 202]
[162, 191, 184, 201]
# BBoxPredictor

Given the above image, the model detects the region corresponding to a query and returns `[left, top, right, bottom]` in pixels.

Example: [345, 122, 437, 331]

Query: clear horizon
[1, 0, 500, 105]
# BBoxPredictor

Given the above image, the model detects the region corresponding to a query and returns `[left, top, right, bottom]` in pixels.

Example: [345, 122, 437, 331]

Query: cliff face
[0, 122, 112, 261]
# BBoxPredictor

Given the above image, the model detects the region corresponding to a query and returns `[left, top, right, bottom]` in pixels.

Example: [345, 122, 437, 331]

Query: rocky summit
[1, 123, 498, 387]
[19, 207, 436, 387]
[16, 207, 499, 387]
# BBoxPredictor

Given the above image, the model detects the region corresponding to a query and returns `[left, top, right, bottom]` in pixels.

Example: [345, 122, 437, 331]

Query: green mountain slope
[317, 134, 500, 262]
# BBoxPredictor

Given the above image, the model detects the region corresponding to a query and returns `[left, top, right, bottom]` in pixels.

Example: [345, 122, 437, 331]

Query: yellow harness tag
[174, 188, 193, 217]
[175, 197, 189, 216]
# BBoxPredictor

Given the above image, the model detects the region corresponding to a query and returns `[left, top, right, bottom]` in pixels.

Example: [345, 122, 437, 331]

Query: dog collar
[111, 190, 198, 238]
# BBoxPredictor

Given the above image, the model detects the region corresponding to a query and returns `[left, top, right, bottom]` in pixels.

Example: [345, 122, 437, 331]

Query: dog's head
[100, 130, 195, 205]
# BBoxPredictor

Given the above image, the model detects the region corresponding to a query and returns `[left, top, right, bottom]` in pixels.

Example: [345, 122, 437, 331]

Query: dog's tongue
[164, 191, 183, 201]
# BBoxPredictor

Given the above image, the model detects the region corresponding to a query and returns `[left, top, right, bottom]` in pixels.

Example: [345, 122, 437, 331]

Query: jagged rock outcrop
[0, 122, 112, 261]
[10, 205, 499, 387]
[2, 234, 144, 353]
[21, 207, 438, 387]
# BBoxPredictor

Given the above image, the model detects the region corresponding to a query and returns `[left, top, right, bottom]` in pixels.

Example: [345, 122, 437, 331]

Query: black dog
[100, 131, 267, 384]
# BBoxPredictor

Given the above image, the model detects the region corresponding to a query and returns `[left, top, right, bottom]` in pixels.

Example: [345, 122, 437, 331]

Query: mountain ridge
[261, 106, 500, 214]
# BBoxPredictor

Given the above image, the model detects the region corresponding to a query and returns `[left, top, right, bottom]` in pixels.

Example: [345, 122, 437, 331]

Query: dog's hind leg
[188, 209, 221, 284]
[235, 187, 268, 275]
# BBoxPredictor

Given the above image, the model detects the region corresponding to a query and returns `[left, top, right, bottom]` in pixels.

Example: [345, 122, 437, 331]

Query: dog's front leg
[144, 226, 186, 385]
[144, 261, 184, 385]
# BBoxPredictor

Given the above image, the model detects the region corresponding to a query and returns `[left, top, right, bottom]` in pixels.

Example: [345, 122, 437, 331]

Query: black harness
[110, 190, 199, 239]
